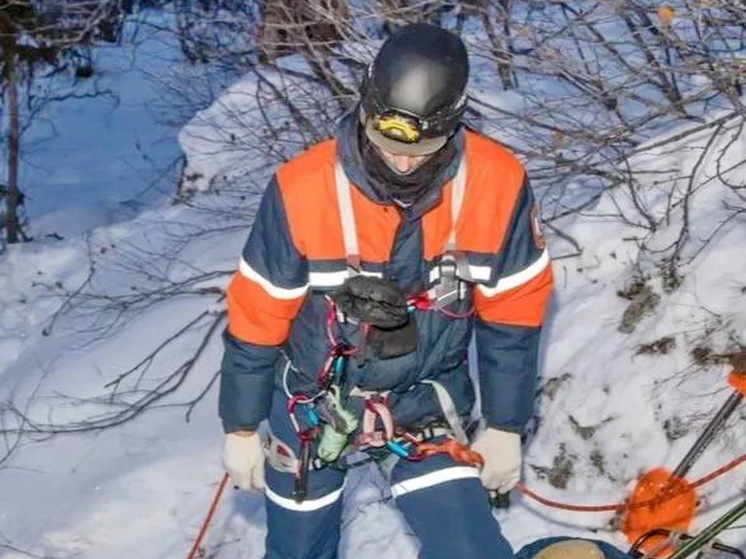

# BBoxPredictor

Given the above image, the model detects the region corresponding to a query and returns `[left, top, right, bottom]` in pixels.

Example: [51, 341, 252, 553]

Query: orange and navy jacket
[219, 112, 553, 434]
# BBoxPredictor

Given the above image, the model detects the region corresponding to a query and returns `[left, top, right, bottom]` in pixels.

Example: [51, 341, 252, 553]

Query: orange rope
[515, 453, 745, 513]
[186, 473, 230, 559]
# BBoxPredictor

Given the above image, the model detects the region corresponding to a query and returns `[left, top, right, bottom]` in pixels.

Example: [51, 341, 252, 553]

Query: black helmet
[360, 23, 469, 156]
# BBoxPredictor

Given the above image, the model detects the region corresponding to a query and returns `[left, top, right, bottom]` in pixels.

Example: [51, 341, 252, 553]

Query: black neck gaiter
[359, 125, 457, 205]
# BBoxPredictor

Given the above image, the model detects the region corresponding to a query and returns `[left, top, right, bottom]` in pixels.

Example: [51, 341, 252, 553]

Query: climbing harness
[276, 156, 485, 503]
[280, 308, 485, 503]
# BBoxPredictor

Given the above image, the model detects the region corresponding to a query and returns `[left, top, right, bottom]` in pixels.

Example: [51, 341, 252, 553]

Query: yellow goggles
[373, 113, 421, 144]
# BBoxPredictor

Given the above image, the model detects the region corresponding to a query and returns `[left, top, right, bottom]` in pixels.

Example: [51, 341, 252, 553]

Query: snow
[1, 8, 744, 559]
[16, 13, 183, 239]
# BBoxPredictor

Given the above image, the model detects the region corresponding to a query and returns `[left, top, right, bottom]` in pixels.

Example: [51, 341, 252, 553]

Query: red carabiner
[407, 293, 432, 311]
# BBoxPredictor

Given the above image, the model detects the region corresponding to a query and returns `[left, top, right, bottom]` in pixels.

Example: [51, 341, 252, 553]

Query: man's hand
[471, 427, 522, 493]
[222, 430, 265, 492]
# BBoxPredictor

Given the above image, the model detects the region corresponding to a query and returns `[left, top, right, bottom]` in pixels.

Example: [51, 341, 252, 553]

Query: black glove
[333, 276, 416, 359]
[366, 320, 418, 359]
[333, 275, 409, 328]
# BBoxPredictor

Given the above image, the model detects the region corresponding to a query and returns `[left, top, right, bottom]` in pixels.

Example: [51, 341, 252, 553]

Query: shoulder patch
[530, 203, 547, 250]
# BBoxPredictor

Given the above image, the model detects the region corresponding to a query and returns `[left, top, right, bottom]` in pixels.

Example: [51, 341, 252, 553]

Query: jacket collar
[334, 108, 464, 218]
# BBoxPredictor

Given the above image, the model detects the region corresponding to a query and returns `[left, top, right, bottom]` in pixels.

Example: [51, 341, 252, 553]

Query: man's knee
[391, 459, 513, 559]
[390, 464, 481, 499]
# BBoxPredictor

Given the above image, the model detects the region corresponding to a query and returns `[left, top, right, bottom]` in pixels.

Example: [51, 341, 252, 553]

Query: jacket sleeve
[219, 175, 308, 432]
[473, 177, 553, 433]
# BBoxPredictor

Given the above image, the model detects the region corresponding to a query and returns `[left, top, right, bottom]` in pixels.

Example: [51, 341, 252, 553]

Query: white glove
[471, 427, 522, 493]
[222, 432, 265, 492]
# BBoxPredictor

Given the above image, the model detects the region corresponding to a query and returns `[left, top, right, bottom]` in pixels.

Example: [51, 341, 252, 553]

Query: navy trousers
[263, 390, 514, 559]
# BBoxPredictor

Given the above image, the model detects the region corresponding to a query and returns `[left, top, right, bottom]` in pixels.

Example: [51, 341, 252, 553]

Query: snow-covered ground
[1, 10, 744, 559]
[16, 15, 184, 239]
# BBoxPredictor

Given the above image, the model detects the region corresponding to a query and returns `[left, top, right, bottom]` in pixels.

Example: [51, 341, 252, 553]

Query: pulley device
[621, 364, 746, 556]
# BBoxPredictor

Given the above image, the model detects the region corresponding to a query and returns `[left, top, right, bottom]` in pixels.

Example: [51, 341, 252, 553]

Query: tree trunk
[481, 2, 515, 91]
[498, 0, 515, 90]
[6, 59, 22, 244]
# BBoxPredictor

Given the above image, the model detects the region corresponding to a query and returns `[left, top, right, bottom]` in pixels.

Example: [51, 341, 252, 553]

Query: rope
[186, 473, 230, 559]
[689, 453, 746, 491]
[516, 483, 625, 512]
[515, 453, 745, 513]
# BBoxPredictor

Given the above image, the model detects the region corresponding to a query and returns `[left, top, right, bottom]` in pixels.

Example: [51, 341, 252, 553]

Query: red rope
[186, 473, 230, 559]
[689, 453, 746, 490]
[324, 303, 338, 347]
[515, 453, 746, 513]
[417, 438, 485, 467]
[516, 483, 624, 512]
